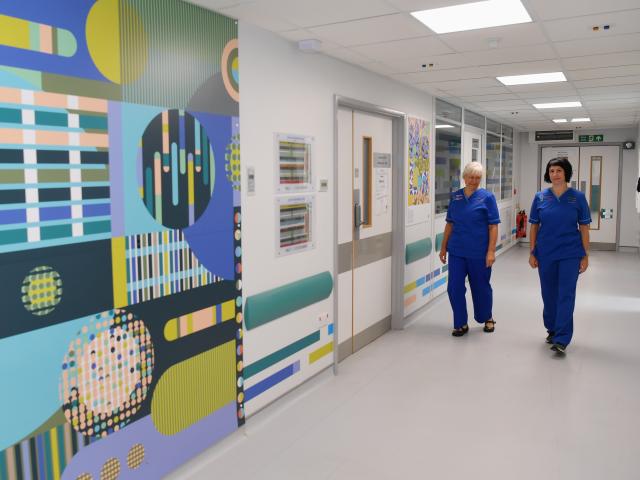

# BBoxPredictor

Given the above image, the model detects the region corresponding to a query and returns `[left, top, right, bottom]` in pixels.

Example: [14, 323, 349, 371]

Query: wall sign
[579, 134, 604, 142]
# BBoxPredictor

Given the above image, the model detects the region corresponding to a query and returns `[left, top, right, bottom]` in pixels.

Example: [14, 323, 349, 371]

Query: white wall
[518, 128, 640, 248]
[239, 21, 434, 414]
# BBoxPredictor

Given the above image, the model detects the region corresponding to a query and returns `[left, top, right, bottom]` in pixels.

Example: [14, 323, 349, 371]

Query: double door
[540, 145, 619, 248]
[337, 108, 393, 360]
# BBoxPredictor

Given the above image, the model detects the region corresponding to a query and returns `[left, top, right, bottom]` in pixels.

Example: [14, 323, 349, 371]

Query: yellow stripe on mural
[309, 341, 333, 364]
[221, 299, 235, 321]
[0, 14, 34, 50]
[111, 237, 128, 308]
[403, 281, 417, 294]
[49, 427, 61, 479]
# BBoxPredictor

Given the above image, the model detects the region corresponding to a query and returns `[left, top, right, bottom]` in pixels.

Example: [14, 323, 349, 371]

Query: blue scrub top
[446, 188, 500, 259]
[529, 187, 591, 261]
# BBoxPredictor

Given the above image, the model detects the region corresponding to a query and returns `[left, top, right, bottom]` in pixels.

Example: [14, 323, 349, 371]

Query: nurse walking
[439, 162, 500, 336]
[529, 157, 591, 354]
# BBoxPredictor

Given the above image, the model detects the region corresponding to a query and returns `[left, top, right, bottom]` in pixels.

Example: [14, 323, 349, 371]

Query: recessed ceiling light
[497, 72, 566, 86]
[571, 118, 591, 122]
[533, 101, 582, 109]
[410, 0, 532, 34]
[435, 124, 455, 129]
[553, 119, 568, 123]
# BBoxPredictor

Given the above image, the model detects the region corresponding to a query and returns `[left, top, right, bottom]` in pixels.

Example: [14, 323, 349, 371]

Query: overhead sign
[578, 134, 604, 142]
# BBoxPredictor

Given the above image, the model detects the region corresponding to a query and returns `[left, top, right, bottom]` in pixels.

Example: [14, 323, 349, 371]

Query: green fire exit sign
[578, 134, 604, 142]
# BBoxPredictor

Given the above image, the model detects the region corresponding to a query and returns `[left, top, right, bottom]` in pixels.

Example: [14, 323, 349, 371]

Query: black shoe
[483, 319, 496, 333]
[452, 325, 469, 337]
[546, 332, 554, 344]
[551, 343, 566, 354]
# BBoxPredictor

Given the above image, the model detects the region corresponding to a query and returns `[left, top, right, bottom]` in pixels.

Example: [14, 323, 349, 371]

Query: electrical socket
[317, 312, 329, 328]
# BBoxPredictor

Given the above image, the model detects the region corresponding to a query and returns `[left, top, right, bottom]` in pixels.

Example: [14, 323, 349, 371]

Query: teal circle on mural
[139, 109, 216, 228]
[21, 266, 63, 316]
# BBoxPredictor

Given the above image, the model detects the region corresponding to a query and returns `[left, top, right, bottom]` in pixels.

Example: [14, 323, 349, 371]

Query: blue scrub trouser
[537, 257, 581, 346]
[447, 254, 493, 329]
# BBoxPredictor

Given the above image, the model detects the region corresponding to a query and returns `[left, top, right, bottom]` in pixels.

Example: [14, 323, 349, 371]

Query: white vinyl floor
[168, 246, 640, 480]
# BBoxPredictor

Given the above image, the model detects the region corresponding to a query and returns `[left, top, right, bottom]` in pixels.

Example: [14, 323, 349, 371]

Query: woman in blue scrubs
[529, 157, 591, 354]
[439, 162, 500, 336]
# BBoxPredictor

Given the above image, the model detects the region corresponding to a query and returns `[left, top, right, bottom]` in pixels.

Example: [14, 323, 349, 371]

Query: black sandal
[483, 319, 496, 333]
[452, 325, 469, 337]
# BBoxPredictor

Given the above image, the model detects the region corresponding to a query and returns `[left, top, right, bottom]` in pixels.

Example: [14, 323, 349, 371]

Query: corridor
[171, 247, 640, 480]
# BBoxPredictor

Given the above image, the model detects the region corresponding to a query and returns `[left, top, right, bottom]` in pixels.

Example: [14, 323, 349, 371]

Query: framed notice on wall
[276, 195, 315, 256]
[275, 133, 314, 193]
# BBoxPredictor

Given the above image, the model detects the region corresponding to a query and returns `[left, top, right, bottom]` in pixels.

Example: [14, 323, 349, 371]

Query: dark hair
[544, 157, 572, 183]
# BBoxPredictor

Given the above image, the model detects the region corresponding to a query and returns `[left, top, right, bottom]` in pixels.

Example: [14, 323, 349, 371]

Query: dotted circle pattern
[61, 309, 154, 438]
[100, 458, 121, 480]
[127, 443, 145, 469]
[21, 265, 63, 316]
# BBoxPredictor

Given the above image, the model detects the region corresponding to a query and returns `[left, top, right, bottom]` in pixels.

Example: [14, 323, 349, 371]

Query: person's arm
[486, 224, 498, 267]
[528, 223, 539, 268]
[579, 224, 590, 273]
[485, 194, 500, 268]
[439, 222, 453, 264]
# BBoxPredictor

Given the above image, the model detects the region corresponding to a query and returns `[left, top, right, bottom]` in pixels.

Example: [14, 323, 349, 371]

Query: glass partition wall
[434, 98, 515, 214]
[434, 100, 462, 214]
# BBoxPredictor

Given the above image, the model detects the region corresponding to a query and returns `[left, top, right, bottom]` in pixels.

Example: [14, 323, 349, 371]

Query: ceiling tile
[384, 0, 479, 12]
[489, 59, 564, 77]
[351, 36, 453, 62]
[567, 65, 640, 80]
[439, 23, 548, 52]
[307, 14, 429, 46]
[427, 77, 502, 90]
[542, 9, 640, 42]
[322, 48, 376, 65]
[463, 44, 556, 66]
[457, 93, 521, 101]
[573, 75, 640, 88]
[219, 2, 298, 31]
[392, 66, 489, 83]
[383, 53, 473, 74]
[526, 0, 640, 21]
[257, 0, 398, 28]
[562, 51, 640, 70]
[505, 83, 578, 95]
[555, 32, 640, 58]
[443, 86, 512, 96]
[578, 84, 640, 94]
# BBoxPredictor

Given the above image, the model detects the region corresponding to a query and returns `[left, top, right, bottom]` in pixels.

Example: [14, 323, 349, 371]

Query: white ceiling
[188, 0, 640, 131]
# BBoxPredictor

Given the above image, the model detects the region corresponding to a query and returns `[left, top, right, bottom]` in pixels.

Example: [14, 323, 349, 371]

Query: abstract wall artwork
[407, 116, 430, 207]
[0, 0, 242, 478]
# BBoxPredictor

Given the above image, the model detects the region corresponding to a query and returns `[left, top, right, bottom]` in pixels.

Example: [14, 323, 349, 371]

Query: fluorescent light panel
[571, 118, 590, 122]
[435, 124, 454, 129]
[552, 119, 567, 123]
[497, 72, 566, 86]
[411, 0, 532, 34]
[533, 101, 582, 109]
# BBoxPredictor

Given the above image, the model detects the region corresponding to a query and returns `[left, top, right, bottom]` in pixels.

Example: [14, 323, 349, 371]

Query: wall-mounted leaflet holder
[276, 195, 315, 256]
[275, 133, 314, 193]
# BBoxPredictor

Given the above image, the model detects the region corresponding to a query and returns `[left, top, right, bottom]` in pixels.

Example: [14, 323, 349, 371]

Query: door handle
[354, 202, 364, 229]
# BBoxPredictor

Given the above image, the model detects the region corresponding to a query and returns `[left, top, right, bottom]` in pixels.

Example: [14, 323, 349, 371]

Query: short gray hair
[462, 161, 484, 178]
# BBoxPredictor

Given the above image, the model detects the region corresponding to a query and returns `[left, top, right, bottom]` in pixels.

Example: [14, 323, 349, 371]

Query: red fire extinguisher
[516, 210, 527, 238]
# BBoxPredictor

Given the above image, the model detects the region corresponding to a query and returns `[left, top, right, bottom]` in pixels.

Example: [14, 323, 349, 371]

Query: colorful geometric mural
[407, 116, 430, 206]
[0, 0, 241, 478]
